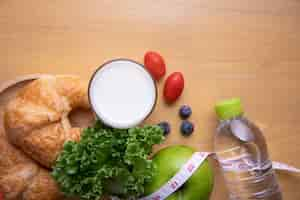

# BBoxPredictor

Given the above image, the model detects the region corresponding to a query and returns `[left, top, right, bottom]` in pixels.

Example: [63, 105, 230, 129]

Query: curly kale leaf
[52, 121, 164, 200]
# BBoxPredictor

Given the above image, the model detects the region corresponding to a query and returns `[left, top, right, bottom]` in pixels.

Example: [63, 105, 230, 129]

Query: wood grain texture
[0, 0, 300, 199]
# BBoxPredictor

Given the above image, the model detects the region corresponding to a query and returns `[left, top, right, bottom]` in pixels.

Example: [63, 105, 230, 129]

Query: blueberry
[158, 121, 171, 136]
[180, 120, 194, 136]
[179, 105, 192, 119]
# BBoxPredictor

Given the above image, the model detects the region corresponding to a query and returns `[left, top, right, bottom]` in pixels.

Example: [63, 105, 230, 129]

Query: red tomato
[0, 192, 3, 200]
[144, 51, 166, 80]
[163, 72, 184, 103]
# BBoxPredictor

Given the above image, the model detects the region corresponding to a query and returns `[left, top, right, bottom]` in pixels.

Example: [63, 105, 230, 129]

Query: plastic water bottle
[214, 98, 282, 200]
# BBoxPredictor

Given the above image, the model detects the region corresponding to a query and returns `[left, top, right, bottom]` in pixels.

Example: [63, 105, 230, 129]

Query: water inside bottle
[215, 116, 282, 200]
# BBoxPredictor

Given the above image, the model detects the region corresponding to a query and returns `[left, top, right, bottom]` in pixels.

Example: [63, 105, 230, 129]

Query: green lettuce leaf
[52, 121, 164, 200]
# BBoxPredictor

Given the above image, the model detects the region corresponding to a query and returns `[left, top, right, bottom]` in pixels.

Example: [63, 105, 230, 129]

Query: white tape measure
[139, 152, 210, 200]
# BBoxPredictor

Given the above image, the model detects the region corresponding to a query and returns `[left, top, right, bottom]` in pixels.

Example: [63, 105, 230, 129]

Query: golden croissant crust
[1, 75, 91, 199]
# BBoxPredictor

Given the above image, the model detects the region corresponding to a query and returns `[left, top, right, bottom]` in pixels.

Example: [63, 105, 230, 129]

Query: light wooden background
[0, 0, 300, 199]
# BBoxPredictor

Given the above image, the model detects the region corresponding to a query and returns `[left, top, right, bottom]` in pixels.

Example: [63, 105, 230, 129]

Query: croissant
[4, 75, 90, 168]
[0, 136, 63, 200]
[1, 75, 91, 199]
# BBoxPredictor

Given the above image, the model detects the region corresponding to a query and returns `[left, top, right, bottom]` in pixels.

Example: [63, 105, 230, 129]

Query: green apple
[144, 145, 214, 200]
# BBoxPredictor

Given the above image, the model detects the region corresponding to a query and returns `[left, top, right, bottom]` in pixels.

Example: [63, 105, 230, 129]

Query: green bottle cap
[215, 98, 243, 120]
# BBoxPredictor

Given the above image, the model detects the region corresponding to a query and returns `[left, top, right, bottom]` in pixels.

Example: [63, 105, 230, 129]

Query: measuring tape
[139, 152, 210, 200]
[140, 152, 300, 200]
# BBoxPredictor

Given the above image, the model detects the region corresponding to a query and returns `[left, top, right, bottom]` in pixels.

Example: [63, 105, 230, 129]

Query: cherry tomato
[163, 72, 184, 103]
[144, 51, 166, 80]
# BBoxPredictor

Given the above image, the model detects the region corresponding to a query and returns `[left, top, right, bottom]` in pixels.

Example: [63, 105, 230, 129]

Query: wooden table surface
[1, 0, 300, 199]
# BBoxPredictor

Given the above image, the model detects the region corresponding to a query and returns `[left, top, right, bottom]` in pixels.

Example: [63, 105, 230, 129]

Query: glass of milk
[88, 59, 157, 129]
